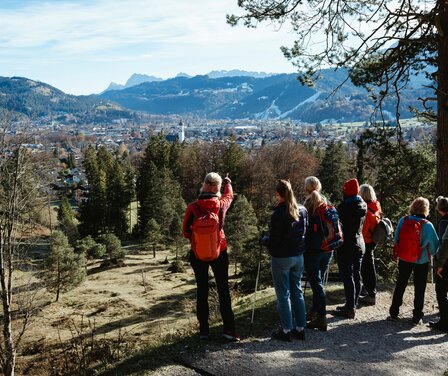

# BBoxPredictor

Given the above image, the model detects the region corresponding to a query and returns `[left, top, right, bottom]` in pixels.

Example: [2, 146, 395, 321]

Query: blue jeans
[271, 254, 306, 330]
[305, 251, 333, 315]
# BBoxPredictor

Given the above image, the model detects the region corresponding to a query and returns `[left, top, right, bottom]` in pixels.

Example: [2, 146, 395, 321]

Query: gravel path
[169, 288, 448, 376]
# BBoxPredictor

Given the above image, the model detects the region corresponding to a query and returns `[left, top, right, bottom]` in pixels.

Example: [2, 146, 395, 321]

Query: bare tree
[0, 111, 43, 376]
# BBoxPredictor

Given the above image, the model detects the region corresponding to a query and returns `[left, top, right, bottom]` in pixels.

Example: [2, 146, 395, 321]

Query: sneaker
[333, 307, 355, 319]
[386, 315, 398, 322]
[291, 328, 305, 340]
[428, 321, 448, 333]
[199, 333, 209, 340]
[222, 330, 240, 341]
[411, 317, 423, 326]
[271, 329, 292, 342]
[336, 305, 347, 311]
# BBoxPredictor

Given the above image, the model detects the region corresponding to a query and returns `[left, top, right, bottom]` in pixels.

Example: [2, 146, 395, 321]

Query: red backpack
[191, 203, 221, 261]
[393, 216, 428, 262]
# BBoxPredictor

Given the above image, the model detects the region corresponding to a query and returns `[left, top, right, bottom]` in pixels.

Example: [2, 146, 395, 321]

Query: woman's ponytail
[276, 179, 299, 221]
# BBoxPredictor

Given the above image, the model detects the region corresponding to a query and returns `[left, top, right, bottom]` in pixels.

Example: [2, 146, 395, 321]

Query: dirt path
[177, 288, 448, 376]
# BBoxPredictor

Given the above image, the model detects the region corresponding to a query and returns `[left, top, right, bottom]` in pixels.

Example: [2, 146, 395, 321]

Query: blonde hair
[359, 184, 377, 202]
[276, 179, 299, 221]
[304, 190, 325, 216]
[409, 197, 430, 216]
[304, 176, 322, 195]
[436, 196, 448, 213]
[201, 172, 222, 197]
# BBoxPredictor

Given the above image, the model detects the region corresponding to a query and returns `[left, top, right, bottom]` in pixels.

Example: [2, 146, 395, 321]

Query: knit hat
[343, 178, 359, 197]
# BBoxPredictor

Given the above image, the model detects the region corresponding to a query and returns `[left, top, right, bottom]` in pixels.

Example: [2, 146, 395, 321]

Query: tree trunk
[1, 268, 16, 376]
[436, 0, 448, 195]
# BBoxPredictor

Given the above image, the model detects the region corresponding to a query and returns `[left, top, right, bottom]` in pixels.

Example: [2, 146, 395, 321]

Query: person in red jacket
[359, 184, 382, 306]
[182, 172, 239, 341]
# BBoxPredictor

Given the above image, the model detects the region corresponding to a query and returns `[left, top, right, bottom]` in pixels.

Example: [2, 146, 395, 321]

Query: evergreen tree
[57, 197, 79, 245]
[318, 141, 348, 203]
[79, 146, 106, 236]
[144, 219, 163, 258]
[42, 231, 86, 302]
[97, 233, 125, 264]
[226, 195, 259, 275]
[57, 197, 74, 222]
[79, 146, 132, 237]
[75, 235, 106, 259]
[169, 214, 184, 260]
[137, 135, 186, 238]
[220, 138, 249, 194]
[355, 128, 436, 222]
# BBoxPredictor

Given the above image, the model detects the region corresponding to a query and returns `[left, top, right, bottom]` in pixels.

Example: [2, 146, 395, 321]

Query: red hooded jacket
[182, 179, 233, 253]
[362, 200, 382, 244]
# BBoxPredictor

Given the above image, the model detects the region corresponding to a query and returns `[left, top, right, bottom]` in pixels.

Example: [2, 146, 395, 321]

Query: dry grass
[14, 247, 200, 375]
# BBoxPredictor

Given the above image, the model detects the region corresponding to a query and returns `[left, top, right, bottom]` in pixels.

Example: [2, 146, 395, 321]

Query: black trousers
[189, 250, 235, 335]
[390, 260, 429, 320]
[361, 242, 377, 296]
[435, 261, 448, 324]
[337, 248, 363, 309]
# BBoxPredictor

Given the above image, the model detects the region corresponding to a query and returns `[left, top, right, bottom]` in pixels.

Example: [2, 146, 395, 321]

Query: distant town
[6, 115, 435, 206]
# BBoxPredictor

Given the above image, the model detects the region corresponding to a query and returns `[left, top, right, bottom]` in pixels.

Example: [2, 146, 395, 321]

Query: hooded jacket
[362, 200, 382, 244]
[264, 202, 308, 258]
[337, 195, 367, 253]
[182, 179, 233, 254]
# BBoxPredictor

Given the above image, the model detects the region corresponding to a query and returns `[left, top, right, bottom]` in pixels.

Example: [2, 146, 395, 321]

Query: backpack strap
[368, 207, 382, 220]
[191, 202, 201, 218]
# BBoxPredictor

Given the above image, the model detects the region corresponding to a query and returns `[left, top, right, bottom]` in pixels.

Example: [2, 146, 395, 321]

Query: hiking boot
[359, 295, 376, 306]
[333, 307, 355, 319]
[271, 329, 292, 342]
[291, 328, 305, 340]
[307, 314, 328, 331]
[307, 311, 318, 322]
[428, 320, 448, 333]
[222, 330, 240, 341]
[389, 306, 399, 320]
[386, 315, 398, 322]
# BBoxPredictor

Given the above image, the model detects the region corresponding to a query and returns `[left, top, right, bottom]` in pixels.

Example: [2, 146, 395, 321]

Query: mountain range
[0, 76, 136, 123]
[100, 70, 431, 123]
[0, 70, 432, 124]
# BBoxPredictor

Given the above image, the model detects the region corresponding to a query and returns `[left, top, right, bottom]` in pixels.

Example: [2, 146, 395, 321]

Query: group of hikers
[182, 172, 448, 342]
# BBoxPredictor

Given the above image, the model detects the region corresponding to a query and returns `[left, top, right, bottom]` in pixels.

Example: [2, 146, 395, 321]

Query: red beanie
[343, 178, 359, 197]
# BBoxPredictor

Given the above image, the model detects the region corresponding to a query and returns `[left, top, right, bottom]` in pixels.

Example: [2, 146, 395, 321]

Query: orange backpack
[191, 203, 221, 261]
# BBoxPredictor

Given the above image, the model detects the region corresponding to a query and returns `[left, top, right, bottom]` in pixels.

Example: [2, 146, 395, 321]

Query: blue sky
[0, 0, 298, 94]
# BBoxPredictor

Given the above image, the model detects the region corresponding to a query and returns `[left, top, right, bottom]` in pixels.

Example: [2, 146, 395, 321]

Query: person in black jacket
[334, 178, 367, 319]
[262, 179, 308, 341]
[429, 196, 448, 332]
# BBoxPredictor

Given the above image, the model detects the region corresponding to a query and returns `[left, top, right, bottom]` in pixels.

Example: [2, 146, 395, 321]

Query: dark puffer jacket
[337, 195, 367, 253]
[264, 202, 308, 258]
